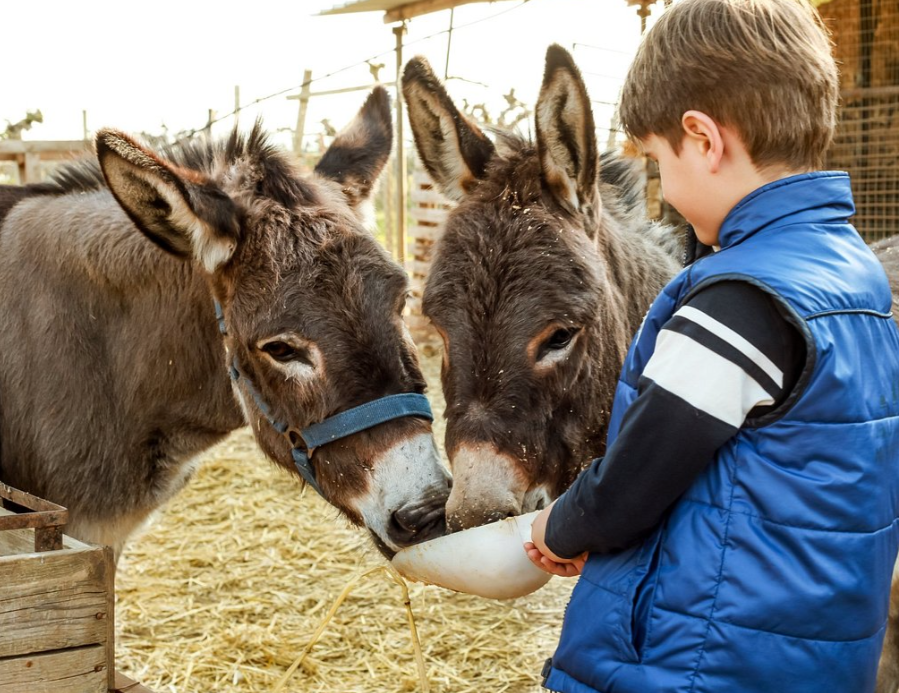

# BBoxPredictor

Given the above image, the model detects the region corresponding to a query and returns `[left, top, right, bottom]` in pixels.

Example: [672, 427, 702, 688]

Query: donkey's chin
[522, 484, 553, 513]
[354, 431, 451, 557]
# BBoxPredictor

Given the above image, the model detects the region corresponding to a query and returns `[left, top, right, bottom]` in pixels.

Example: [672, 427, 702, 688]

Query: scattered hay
[115, 353, 575, 693]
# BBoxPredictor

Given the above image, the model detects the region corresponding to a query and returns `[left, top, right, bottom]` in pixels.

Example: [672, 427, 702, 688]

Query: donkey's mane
[46, 122, 313, 208]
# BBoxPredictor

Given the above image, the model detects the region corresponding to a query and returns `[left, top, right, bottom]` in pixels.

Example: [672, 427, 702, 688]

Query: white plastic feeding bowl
[391, 510, 552, 600]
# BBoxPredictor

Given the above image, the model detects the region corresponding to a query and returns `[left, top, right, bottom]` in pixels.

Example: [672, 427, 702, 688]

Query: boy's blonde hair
[619, 0, 839, 171]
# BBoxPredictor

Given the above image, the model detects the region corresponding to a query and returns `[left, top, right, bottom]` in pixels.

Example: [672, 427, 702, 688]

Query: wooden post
[82, 110, 89, 142]
[394, 23, 408, 264]
[293, 70, 313, 155]
[23, 153, 39, 184]
[234, 85, 241, 127]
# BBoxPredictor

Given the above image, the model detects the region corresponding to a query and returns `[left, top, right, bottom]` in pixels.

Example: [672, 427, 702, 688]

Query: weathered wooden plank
[410, 206, 449, 225]
[0, 140, 89, 155]
[0, 645, 106, 693]
[408, 260, 431, 277]
[0, 483, 68, 551]
[113, 671, 156, 693]
[412, 169, 436, 187]
[0, 547, 109, 657]
[384, 0, 485, 22]
[0, 508, 92, 555]
[410, 187, 452, 206]
[410, 227, 442, 244]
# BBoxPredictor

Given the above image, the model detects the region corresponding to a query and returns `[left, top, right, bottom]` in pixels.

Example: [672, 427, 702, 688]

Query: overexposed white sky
[3, 0, 663, 149]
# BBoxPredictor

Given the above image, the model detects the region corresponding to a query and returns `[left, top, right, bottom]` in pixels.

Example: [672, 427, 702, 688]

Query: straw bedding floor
[115, 350, 576, 693]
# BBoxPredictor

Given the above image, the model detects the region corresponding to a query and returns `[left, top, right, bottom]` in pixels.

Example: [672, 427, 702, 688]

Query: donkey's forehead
[425, 211, 600, 327]
[229, 228, 406, 323]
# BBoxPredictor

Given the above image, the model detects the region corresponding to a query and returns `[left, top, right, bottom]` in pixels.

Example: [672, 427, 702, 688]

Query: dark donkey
[402, 47, 680, 530]
[0, 87, 449, 559]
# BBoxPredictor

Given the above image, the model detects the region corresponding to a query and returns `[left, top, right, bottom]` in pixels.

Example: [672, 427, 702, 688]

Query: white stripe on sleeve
[643, 329, 775, 428]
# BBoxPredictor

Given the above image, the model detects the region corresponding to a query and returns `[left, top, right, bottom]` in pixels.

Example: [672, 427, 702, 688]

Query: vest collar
[717, 171, 855, 250]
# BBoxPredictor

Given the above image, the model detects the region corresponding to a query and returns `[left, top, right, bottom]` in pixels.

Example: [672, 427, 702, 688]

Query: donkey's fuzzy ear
[536, 45, 600, 221]
[314, 86, 393, 215]
[402, 56, 495, 202]
[96, 130, 240, 272]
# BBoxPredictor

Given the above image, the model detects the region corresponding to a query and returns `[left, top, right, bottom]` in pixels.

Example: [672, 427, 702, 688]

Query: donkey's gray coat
[0, 88, 449, 558]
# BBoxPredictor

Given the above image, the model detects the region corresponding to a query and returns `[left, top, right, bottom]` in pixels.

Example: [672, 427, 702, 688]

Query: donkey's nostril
[389, 501, 447, 547]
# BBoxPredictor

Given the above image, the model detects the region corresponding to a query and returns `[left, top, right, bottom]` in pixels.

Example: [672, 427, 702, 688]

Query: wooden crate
[0, 483, 115, 693]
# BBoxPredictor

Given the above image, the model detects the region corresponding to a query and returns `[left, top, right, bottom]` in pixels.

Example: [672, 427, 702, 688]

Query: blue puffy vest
[543, 172, 899, 693]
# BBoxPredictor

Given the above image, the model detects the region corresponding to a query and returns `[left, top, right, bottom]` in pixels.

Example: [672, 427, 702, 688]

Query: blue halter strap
[214, 300, 433, 499]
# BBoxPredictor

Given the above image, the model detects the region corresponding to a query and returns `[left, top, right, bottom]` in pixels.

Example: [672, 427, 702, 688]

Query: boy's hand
[524, 502, 588, 577]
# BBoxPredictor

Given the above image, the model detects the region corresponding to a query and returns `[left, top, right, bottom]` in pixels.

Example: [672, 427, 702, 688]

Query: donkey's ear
[314, 86, 393, 214]
[402, 56, 495, 202]
[536, 45, 600, 220]
[96, 130, 240, 272]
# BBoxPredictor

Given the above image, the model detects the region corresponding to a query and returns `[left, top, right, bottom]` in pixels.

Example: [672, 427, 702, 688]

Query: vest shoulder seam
[805, 308, 894, 320]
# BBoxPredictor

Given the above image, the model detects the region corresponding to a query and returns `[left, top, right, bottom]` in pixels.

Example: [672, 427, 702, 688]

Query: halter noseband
[214, 300, 433, 499]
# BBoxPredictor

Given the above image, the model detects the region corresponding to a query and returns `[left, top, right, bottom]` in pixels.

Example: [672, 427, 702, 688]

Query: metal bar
[394, 22, 408, 264]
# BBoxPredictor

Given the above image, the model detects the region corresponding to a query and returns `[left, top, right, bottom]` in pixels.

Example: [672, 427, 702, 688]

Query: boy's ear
[314, 86, 393, 216]
[402, 55, 496, 202]
[536, 44, 600, 221]
[681, 110, 724, 174]
[96, 130, 240, 272]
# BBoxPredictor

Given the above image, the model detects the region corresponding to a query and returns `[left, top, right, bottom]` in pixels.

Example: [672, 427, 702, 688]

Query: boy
[525, 1, 899, 691]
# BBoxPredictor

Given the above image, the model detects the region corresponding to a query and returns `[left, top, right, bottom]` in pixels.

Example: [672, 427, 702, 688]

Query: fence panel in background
[827, 87, 899, 242]
[406, 168, 453, 343]
[818, 0, 899, 242]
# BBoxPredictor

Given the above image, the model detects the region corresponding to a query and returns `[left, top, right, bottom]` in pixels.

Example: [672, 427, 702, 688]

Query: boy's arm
[543, 281, 805, 560]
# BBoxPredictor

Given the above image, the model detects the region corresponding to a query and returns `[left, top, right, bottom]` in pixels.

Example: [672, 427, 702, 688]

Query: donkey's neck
[1, 188, 244, 468]
[597, 210, 680, 337]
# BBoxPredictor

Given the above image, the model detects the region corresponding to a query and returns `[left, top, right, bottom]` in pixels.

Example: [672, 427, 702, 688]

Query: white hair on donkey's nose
[354, 431, 450, 552]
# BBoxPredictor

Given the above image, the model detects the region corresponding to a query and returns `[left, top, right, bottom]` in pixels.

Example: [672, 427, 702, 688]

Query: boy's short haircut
[618, 0, 839, 171]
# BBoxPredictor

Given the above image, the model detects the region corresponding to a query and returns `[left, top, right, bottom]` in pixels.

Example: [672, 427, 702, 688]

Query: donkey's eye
[537, 327, 580, 362]
[262, 341, 312, 366]
[546, 328, 578, 350]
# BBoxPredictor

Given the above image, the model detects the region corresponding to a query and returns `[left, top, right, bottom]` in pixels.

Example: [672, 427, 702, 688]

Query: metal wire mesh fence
[827, 86, 899, 241]
[820, 0, 899, 242]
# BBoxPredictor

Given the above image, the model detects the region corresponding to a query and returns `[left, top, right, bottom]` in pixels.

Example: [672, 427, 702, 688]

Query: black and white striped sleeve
[544, 281, 805, 559]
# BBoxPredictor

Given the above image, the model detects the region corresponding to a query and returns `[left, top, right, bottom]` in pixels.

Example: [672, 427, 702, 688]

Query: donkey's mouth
[370, 530, 397, 560]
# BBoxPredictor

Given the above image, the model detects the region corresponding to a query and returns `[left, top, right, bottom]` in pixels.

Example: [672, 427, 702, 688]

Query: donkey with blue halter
[0, 87, 449, 559]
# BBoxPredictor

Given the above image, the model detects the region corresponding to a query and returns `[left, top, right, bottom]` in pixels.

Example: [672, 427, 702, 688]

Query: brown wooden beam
[0, 140, 89, 154]
[384, 0, 488, 23]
